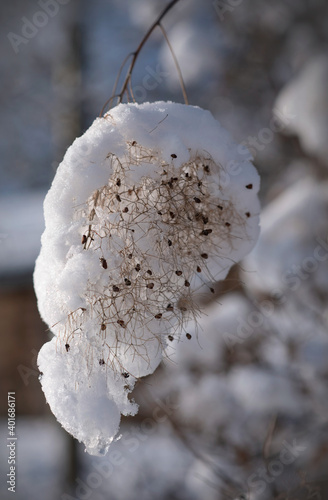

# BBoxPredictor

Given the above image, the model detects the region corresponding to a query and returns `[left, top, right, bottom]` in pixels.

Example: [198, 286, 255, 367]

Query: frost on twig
[34, 101, 260, 455]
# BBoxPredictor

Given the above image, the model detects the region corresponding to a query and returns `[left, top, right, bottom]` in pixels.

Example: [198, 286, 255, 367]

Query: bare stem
[101, 0, 185, 115]
[158, 23, 188, 105]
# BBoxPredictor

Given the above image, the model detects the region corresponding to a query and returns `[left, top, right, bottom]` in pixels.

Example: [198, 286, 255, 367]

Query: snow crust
[34, 101, 260, 455]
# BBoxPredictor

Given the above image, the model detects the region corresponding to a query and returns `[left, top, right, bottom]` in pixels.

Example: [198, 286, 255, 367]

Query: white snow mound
[34, 101, 260, 455]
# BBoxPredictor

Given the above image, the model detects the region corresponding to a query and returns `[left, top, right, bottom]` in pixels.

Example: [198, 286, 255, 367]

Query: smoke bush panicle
[34, 101, 260, 455]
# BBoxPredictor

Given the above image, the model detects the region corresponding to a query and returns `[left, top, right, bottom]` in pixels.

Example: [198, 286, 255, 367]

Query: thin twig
[263, 414, 277, 469]
[101, 0, 184, 115]
[99, 52, 133, 116]
[158, 22, 188, 104]
[128, 78, 135, 103]
[148, 113, 169, 134]
[168, 416, 245, 495]
[118, 0, 181, 103]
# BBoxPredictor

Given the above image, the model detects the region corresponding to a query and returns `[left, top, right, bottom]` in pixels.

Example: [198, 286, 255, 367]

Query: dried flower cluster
[64, 142, 253, 378]
[34, 102, 260, 455]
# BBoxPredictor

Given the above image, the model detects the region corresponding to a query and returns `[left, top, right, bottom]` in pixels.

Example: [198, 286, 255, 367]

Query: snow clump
[34, 101, 260, 455]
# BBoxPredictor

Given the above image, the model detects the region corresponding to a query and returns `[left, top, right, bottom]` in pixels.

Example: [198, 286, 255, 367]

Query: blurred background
[1, 0, 328, 499]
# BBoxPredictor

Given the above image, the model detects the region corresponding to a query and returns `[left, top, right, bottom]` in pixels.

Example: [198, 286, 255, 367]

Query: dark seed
[122, 372, 130, 378]
[246, 184, 253, 189]
[194, 197, 201, 203]
[99, 359, 105, 365]
[170, 211, 175, 219]
[116, 194, 121, 202]
[124, 278, 132, 286]
[210, 287, 215, 294]
[116, 179, 121, 187]
[157, 211, 162, 216]
[245, 212, 250, 218]
[204, 165, 210, 173]
[166, 304, 174, 311]
[184, 280, 190, 287]
[201, 253, 208, 259]
[202, 216, 209, 224]
[65, 343, 70, 352]
[196, 266, 201, 272]
[100, 257, 108, 269]
[127, 253, 133, 259]
[175, 270, 182, 276]
[186, 333, 192, 340]
[217, 205, 223, 210]
[147, 283, 154, 289]
[155, 313, 162, 319]
[201, 229, 212, 236]
[168, 335, 174, 341]
[132, 141, 137, 146]
[113, 285, 120, 292]
[81, 235, 87, 245]
[101, 324, 106, 331]
[147, 270, 152, 275]
[171, 153, 177, 158]
[135, 264, 141, 272]
[225, 222, 231, 227]
[168, 239, 172, 247]
[117, 319, 125, 328]
[123, 207, 129, 213]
